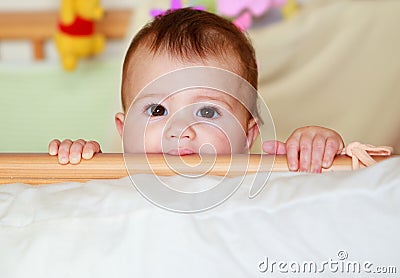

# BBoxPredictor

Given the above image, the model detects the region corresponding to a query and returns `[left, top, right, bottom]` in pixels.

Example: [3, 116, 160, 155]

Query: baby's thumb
[262, 140, 287, 155]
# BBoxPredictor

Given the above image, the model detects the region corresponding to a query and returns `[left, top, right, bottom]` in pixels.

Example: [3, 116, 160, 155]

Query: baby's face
[119, 48, 258, 155]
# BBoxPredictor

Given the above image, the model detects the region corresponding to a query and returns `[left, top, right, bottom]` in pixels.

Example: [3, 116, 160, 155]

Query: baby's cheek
[143, 123, 164, 153]
[204, 123, 249, 154]
[123, 119, 163, 153]
[122, 125, 143, 153]
[197, 125, 233, 154]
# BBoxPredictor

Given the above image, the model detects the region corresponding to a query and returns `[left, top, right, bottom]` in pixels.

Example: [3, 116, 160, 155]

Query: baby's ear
[246, 118, 259, 149]
[60, 0, 75, 25]
[115, 112, 125, 138]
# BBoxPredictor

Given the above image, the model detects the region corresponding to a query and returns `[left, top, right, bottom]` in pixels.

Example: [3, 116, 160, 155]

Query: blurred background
[1, 0, 399, 153]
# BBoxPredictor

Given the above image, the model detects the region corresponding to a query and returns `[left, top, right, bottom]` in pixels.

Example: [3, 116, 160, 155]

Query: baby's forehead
[122, 48, 252, 111]
[133, 83, 254, 108]
[135, 88, 242, 103]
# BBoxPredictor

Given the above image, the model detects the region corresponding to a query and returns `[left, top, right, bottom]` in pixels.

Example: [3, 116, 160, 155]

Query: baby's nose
[163, 104, 200, 142]
[164, 120, 196, 141]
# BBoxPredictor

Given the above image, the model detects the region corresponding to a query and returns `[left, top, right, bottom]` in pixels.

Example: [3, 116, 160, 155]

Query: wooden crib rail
[0, 153, 393, 185]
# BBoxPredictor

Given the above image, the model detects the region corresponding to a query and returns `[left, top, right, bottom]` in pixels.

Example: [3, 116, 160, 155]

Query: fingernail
[82, 151, 92, 159]
[59, 156, 67, 164]
[322, 161, 329, 168]
[70, 157, 79, 164]
[289, 164, 296, 171]
[49, 148, 56, 155]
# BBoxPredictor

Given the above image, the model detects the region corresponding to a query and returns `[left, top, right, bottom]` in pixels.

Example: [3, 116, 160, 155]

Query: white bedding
[0, 158, 399, 277]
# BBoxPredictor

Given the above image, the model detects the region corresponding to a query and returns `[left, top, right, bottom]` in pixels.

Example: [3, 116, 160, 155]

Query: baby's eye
[196, 106, 220, 119]
[145, 104, 168, 117]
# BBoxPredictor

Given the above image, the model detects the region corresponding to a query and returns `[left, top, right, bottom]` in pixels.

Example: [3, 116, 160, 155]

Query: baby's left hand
[262, 126, 344, 173]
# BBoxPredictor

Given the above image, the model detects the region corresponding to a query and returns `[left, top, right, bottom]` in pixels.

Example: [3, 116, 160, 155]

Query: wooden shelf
[0, 9, 133, 60]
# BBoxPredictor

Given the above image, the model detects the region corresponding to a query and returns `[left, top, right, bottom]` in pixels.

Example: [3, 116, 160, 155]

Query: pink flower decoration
[217, 0, 286, 17]
[233, 11, 253, 31]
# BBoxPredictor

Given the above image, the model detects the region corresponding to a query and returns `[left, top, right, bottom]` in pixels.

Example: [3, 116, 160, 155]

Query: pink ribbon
[341, 142, 393, 169]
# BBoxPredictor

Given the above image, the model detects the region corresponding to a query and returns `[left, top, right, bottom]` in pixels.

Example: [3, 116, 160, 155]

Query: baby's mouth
[166, 148, 195, 156]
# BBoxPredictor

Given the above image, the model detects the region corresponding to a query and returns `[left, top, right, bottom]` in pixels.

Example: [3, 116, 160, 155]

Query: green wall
[0, 59, 123, 152]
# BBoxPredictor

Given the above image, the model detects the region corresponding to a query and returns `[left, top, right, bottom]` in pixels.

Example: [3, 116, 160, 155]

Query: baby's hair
[121, 8, 258, 113]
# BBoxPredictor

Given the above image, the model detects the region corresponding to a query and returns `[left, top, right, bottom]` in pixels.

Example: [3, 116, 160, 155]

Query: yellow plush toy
[55, 0, 105, 71]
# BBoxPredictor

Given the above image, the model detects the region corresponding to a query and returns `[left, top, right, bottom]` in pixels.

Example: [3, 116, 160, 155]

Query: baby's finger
[58, 139, 73, 164]
[286, 138, 300, 171]
[298, 135, 312, 172]
[310, 135, 325, 173]
[82, 141, 102, 160]
[262, 140, 286, 154]
[322, 137, 340, 168]
[48, 139, 61, 156]
[69, 139, 86, 165]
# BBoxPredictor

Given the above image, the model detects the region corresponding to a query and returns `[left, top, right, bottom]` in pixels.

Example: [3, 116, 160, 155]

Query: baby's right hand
[48, 139, 101, 165]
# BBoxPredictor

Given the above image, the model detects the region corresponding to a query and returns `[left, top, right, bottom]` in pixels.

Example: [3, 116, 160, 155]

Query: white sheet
[0, 158, 399, 277]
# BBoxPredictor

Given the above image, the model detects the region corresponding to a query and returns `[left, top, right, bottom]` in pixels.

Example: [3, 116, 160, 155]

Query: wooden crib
[0, 152, 399, 278]
[0, 153, 393, 185]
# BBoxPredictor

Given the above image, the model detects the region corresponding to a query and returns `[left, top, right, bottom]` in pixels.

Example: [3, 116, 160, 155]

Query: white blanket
[1, 158, 399, 277]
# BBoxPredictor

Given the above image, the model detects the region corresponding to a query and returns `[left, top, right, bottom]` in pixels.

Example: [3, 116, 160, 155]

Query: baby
[49, 8, 344, 173]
